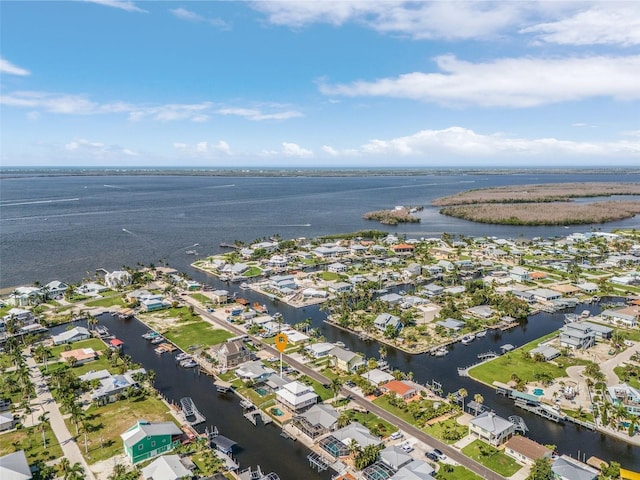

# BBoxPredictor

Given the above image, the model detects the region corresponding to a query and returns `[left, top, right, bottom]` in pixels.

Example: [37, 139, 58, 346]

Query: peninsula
[363, 206, 423, 225]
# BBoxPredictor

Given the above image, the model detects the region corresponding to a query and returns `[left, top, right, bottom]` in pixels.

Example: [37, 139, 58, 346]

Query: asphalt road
[187, 298, 505, 480]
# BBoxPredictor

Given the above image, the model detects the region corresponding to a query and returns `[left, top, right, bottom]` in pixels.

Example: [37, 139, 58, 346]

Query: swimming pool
[271, 407, 284, 417]
[533, 388, 544, 396]
[255, 387, 268, 396]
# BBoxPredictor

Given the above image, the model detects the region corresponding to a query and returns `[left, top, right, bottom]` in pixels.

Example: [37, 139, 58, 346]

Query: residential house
[361, 368, 394, 387]
[528, 288, 562, 303]
[267, 255, 289, 268]
[390, 460, 434, 480]
[575, 282, 598, 293]
[140, 454, 193, 480]
[140, 295, 168, 312]
[210, 339, 252, 370]
[43, 280, 69, 299]
[374, 313, 402, 333]
[468, 412, 515, 446]
[559, 324, 596, 350]
[435, 318, 465, 332]
[329, 282, 352, 294]
[551, 455, 598, 480]
[379, 445, 413, 470]
[600, 307, 639, 328]
[305, 342, 335, 359]
[529, 345, 561, 361]
[7, 287, 41, 306]
[379, 294, 403, 305]
[504, 436, 552, 466]
[82, 369, 145, 404]
[210, 290, 229, 304]
[76, 282, 109, 296]
[381, 380, 416, 400]
[104, 271, 132, 289]
[391, 244, 414, 255]
[332, 422, 381, 449]
[0, 450, 32, 480]
[421, 284, 444, 297]
[269, 275, 297, 292]
[60, 348, 99, 365]
[403, 263, 422, 278]
[509, 267, 531, 283]
[607, 383, 640, 417]
[327, 262, 348, 273]
[0, 411, 17, 432]
[330, 346, 364, 372]
[580, 321, 612, 340]
[293, 404, 339, 439]
[467, 305, 495, 319]
[121, 420, 183, 464]
[276, 381, 318, 413]
[51, 326, 91, 345]
[235, 361, 275, 383]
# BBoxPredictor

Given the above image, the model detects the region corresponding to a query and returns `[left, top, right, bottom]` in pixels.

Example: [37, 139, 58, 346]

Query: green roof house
[120, 420, 182, 464]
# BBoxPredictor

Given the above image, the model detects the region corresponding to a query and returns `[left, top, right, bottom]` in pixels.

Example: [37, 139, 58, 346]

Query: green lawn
[346, 410, 398, 437]
[0, 426, 64, 464]
[65, 394, 178, 464]
[614, 366, 640, 388]
[84, 296, 126, 308]
[190, 293, 211, 304]
[298, 375, 334, 401]
[425, 417, 468, 444]
[162, 321, 233, 350]
[318, 272, 340, 281]
[244, 267, 262, 277]
[461, 440, 521, 477]
[372, 395, 417, 425]
[436, 465, 483, 480]
[236, 384, 276, 407]
[468, 332, 588, 385]
[50, 338, 107, 359]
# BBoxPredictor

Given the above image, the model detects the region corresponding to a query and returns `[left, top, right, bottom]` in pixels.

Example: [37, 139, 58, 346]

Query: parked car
[425, 451, 439, 462]
[401, 442, 413, 453]
[390, 431, 403, 440]
[432, 448, 446, 460]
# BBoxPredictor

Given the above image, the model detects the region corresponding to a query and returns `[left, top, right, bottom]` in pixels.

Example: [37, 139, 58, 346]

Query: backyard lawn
[372, 395, 417, 425]
[190, 293, 211, 304]
[65, 395, 178, 464]
[84, 296, 126, 308]
[50, 338, 107, 358]
[0, 426, 64, 464]
[435, 465, 483, 480]
[346, 409, 398, 437]
[162, 321, 233, 350]
[461, 440, 521, 477]
[425, 417, 467, 444]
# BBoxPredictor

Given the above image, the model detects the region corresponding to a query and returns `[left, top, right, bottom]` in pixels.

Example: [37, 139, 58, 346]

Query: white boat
[240, 282, 250, 290]
[475, 330, 487, 338]
[461, 335, 474, 345]
[580, 310, 591, 318]
[180, 359, 197, 368]
[564, 313, 580, 324]
[150, 336, 165, 345]
[335, 341, 345, 348]
[175, 352, 191, 362]
[185, 250, 198, 255]
[432, 347, 448, 357]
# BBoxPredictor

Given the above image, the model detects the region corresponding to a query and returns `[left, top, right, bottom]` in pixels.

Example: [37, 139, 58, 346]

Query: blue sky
[1, 1, 639, 167]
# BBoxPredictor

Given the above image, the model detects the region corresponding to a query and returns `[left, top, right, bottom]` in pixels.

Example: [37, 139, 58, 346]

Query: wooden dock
[180, 397, 206, 426]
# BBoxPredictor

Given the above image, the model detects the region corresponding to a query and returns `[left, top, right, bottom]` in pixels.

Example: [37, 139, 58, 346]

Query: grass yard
[436, 465, 483, 480]
[50, 338, 107, 358]
[236, 385, 276, 406]
[162, 321, 233, 350]
[299, 375, 334, 401]
[0, 426, 64, 464]
[461, 440, 521, 477]
[318, 272, 341, 281]
[468, 332, 588, 385]
[243, 267, 262, 277]
[425, 417, 468, 444]
[65, 395, 178, 464]
[346, 410, 397, 437]
[190, 293, 211, 304]
[84, 296, 126, 308]
[372, 395, 417, 426]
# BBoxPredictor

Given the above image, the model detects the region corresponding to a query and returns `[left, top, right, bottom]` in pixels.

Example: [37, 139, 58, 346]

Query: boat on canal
[432, 346, 448, 357]
[180, 358, 197, 368]
[475, 330, 487, 338]
[142, 330, 159, 339]
[175, 352, 191, 362]
[150, 335, 165, 344]
[461, 334, 474, 345]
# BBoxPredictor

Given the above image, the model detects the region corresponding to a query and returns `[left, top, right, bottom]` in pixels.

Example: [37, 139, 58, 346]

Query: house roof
[361, 369, 394, 386]
[330, 346, 361, 363]
[52, 326, 90, 343]
[383, 380, 416, 397]
[552, 455, 598, 480]
[470, 412, 514, 435]
[140, 455, 191, 480]
[379, 445, 413, 470]
[0, 450, 32, 480]
[505, 435, 551, 461]
[333, 422, 381, 448]
[299, 404, 339, 429]
[120, 421, 182, 448]
[391, 459, 434, 480]
[60, 348, 97, 362]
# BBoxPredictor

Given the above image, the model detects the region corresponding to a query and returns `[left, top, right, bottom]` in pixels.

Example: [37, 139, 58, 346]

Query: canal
[186, 273, 640, 469]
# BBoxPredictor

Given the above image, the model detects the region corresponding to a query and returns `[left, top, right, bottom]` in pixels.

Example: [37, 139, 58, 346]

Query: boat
[592, 295, 600, 303]
[175, 352, 191, 362]
[95, 326, 110, 337]
[335, 341, 345, 348]
[142, 331, 159, 339]
[461, 335, 474, 345]
[240, 282, 251, 290]
[475, 330, 487, 338]
[219, 274, 230, 281]
[185, 250, 198, 255]
[580, 310, 591, 318]
[150, 335, 165, 344]
[432, 347, 448, 357]
[180, 358, 198, 368]
[564, 313, 580, 324]
[253, 302, 268, 314]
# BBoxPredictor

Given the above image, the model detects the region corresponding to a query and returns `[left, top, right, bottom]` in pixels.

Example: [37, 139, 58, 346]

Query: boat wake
[103, 184, 125, 189]
[1, 197, 80, 207]
[203, 184, 236, 189]
[270, 224, 311, 227]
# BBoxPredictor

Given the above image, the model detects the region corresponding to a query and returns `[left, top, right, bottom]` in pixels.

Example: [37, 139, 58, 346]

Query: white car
[401, 442, 414, 453]
[390, 431, 403, 440]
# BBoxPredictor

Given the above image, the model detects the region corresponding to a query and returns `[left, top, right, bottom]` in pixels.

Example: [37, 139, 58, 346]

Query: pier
[243, 409, 273, 426]
[179, 397, 206, 425]
[307, 452, 330, 472]
[458, 351, 500, 376]
[496, 386, 566, 424]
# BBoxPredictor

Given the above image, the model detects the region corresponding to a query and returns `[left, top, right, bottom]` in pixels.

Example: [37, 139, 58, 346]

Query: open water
[5, 170, 640, 473]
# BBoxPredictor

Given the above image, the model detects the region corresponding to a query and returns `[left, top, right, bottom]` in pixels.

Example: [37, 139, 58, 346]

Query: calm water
[6, 171, 640, 471]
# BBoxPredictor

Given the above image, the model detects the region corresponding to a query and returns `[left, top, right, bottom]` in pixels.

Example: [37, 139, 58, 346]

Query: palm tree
[458, 388, 468, 412]
[473, 393, 484, 416]
[69, 401, 85, 435]
[38, 412, 49, 448]
[330, 378, 343, 401]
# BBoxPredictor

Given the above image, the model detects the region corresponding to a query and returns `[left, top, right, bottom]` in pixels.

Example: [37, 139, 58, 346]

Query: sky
[1, 0, 639, 168]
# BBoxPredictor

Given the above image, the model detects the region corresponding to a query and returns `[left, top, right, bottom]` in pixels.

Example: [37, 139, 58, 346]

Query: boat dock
[307, 452, 330, 472]
[180, 397, 206, 425]
[243, 409, 273, 426]
[457, 351, 500, 376]
[496, 385, 567, 424]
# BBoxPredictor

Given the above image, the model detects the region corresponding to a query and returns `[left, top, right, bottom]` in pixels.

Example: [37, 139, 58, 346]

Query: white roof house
[390, 459, 435, 480]
[306, 342, 335, 358]
[361, 368, 394, 386]
[51, 326, 91, 345]
[105, 270, 132, 289]
[0, 450, 31, 480]
[276, 381, 318, 413]
[141, 454, 191, 480]
[379, 445, 413, 470]
[551, 455, 598, 480]
[469, 412, 515, 446]
[332, 422, 381, 449]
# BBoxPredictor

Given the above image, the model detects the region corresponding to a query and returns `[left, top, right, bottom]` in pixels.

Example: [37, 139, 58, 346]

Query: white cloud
[319, 54, 640, 107]
[352, 127, 640, 158]
[84, 0, 147, 13]
[322, 145, 339, 156]
[169, 7, 230, 29]
[172, 140, 233, 156]
[282, 142, 313, 157]
[521, 4, 640, 46]
[216, 107, 303, 121]
[64, 138, 137, 158]
[251, 1, 525, 40]
[0, 57, 30, 76]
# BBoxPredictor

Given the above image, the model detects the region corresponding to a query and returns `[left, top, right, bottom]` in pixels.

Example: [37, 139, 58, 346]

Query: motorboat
[475, 330, 487, 338]
[150, 336, 165, 344]
[180, 358, 198, 368]
[240, 282, 251, 290]
[175, 352, 191, 362]
[432, 347, 448, 357]
[461, 334, 474, 345]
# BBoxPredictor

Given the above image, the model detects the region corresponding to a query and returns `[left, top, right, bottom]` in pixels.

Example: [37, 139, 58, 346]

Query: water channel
[61, 277, 639, 474]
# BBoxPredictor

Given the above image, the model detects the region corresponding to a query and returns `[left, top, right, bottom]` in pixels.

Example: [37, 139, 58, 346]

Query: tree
[330, 378, 343, 401]
[473, 393, 484, 416]
[527, 457, 554, 480]
[38, 412, 49, 448]
[458, 388, 468, 412]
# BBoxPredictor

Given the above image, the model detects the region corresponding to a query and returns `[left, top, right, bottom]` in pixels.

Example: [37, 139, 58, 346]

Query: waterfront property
[140, 454, 193, 480]
[80, 368, 146, 404]
[292, 404, 339, 439]
[210, 339, 253, 369]
[607, 383, 640, 417]
[60, 347, 99, 365]
[330, 346, 364, 372]
[51, 326, 91, 345]
[552, 455, 599, 480]
[121, 420, 183, 464]
[504, 436, 553, 466]
[275, 381, 318, 413]
[468, 412, 516, 446]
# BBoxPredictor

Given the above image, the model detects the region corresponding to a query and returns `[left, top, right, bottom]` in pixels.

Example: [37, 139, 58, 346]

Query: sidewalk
[25, 352, 97, 480]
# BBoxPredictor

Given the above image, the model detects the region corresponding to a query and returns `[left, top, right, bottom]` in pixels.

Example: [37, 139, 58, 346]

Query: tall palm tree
[38, 412, 49, 448]
[473, 393, 484, 416]
[330, 378, 343, 401]
[69, 402, 85, 435]
[458, 388, 468, 412]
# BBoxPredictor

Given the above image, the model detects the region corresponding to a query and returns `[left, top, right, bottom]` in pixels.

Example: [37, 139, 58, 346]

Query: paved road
[25, 352, 97, 480]
[186, 298, 506, 480]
